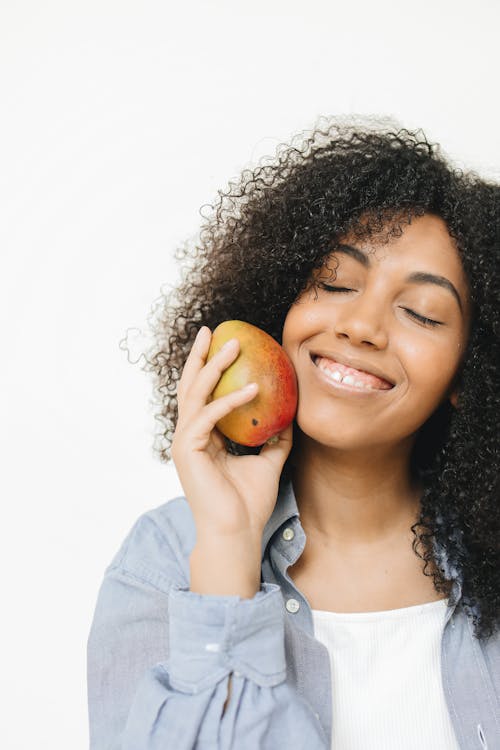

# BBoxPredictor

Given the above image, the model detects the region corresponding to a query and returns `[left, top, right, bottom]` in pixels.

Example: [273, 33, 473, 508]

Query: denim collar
[262, 475, 464, 609]
[261, 475, 299, 560]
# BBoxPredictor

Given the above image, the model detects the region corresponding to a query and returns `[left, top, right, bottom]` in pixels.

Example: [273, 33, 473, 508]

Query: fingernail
[221, 338, 238, 351]
[242, 382, 257, 391]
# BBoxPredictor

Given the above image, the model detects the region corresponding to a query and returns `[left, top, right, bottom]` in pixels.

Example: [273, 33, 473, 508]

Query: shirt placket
[262, 517, 334, 743]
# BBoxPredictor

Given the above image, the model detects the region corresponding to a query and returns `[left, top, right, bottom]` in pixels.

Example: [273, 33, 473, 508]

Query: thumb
[259, 421, 294, 471]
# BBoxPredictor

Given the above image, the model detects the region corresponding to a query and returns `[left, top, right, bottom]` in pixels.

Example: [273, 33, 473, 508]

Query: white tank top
[311, 598, 460, 749]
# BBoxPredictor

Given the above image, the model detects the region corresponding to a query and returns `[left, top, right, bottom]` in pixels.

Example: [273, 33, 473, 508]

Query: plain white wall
[1, 1, 498, 747]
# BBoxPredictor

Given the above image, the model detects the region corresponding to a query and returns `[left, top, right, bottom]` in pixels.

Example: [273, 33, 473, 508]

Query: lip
[309, 351, 396, 388]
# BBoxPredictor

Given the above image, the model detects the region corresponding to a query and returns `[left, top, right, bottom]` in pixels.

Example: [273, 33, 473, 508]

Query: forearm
[189, 533, 262, 599]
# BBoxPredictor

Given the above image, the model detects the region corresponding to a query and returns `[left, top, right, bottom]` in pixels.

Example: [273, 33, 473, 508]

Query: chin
[295, 417, 371, 452]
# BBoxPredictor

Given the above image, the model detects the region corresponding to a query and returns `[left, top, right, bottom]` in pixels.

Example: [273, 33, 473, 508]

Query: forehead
[333, 214, 469, 287]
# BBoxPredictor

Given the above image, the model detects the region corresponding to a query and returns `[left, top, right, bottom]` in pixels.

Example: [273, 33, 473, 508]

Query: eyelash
[403, 309, 442, 328]
[318, 284, 443, 328]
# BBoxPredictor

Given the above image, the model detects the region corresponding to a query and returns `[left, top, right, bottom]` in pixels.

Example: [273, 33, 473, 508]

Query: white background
[1, 1, 499, 747]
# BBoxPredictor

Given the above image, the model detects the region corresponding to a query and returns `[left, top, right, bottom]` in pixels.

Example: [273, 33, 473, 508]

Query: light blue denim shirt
[87, 476, 500, 749]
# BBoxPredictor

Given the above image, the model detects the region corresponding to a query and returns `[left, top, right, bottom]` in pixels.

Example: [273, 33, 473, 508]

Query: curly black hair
[120, 115, 499, 641]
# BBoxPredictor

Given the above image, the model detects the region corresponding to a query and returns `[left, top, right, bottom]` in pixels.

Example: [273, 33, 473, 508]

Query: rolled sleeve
[167, 581, 287, 692]
[88, 503, 329, 749]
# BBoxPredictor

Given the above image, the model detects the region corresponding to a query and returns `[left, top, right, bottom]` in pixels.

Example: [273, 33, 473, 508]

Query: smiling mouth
[311, 354, 395, 392]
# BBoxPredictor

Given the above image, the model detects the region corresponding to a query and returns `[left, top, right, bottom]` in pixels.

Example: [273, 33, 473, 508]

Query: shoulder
[105, 495, 196, 592]
[477, 621, 500, 700]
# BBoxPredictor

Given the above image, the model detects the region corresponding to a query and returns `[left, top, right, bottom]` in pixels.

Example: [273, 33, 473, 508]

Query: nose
[333, 293, 388, 349]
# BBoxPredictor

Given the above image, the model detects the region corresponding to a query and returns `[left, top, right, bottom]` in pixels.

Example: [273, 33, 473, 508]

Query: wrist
[189, 536, 262, 599]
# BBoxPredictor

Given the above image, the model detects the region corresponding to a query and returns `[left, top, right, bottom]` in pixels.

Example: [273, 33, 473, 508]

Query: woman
[88, 117, 499, 749]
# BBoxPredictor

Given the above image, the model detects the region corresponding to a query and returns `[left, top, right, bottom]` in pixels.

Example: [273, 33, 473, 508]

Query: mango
[207, 320, 298, 447]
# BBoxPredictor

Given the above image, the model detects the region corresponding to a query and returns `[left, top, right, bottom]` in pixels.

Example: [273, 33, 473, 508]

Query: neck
[290, 433, 422, 549]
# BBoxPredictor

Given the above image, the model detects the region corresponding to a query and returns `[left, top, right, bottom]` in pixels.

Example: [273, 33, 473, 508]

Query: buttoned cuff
[167, 581, 286, 692]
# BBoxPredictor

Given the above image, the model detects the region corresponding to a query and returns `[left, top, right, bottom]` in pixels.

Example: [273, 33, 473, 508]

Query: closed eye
[318, 283, 443, 328]
[319, 284, 353, 293]
[401, 308, 442, 327]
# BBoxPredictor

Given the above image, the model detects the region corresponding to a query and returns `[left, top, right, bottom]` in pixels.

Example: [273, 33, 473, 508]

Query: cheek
[281, 307, 306, 356]
[404, 338, 461, 405]
[282, 301, 322, 350]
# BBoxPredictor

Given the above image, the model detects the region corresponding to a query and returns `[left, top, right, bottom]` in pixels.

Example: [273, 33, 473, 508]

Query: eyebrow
[332, 243, 464, 314]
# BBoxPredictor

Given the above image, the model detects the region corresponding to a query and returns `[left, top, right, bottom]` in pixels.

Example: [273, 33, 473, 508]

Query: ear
[449, 389, 459, 408]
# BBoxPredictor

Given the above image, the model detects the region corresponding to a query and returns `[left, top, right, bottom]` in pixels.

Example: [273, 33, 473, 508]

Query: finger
[181, 337, 242, 418]
[209, 425, 227, 452]
[176, 326, 212, 404]
[189, 382, 259, 449]
[258, 421, 294, 471]
[202, 424, 229, 462]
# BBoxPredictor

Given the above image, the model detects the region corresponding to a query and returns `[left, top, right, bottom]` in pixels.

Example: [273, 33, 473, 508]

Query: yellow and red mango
[207, 320, 298, 447]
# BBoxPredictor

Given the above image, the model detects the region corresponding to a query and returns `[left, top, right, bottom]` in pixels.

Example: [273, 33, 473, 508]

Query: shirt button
[282, 527, 295, 541]
[286, 598, 300, 613]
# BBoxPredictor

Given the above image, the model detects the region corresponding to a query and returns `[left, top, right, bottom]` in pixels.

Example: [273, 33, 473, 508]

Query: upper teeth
[316, 361, 378, 390]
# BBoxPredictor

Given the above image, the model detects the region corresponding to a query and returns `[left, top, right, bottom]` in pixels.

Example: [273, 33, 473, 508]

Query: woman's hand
[171, 325, 293, 546]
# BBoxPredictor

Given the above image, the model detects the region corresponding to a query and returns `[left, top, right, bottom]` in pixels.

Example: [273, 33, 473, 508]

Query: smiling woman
[283, 213, 472, 463]
[89, 116, 500, 750]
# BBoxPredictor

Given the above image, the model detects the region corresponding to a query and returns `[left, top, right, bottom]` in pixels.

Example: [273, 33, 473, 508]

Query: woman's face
[281, 213, 472, 451]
